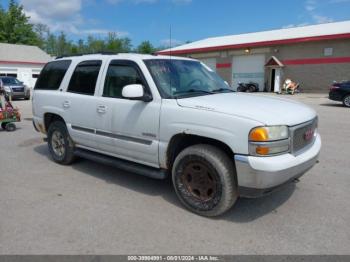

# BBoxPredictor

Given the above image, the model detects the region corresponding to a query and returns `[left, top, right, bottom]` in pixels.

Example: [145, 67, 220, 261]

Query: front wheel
[172, 144, 238, 217]
[47, 121, 76, 165]
[343, 95, 350, 107]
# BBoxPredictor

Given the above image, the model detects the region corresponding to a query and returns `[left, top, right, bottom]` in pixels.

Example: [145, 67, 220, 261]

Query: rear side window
[67, 60, 102, 96]
[35, 60, 71, 90]
[103, 64, 143, 98]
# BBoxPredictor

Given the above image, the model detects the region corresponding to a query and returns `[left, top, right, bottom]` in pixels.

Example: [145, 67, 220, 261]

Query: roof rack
[55, 51, 118, 60]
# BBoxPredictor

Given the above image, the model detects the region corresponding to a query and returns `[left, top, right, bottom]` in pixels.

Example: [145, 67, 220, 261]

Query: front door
[95, 60, 161, 167]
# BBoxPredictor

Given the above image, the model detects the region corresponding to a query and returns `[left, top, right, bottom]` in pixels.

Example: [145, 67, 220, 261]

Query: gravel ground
[0, 93, 349, 255]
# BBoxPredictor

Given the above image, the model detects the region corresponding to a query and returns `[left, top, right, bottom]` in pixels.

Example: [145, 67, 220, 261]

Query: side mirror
[122, 84, 152, 102]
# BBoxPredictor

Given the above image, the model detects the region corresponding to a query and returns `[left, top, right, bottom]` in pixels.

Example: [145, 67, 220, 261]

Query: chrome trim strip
[71, 125, 95, 134]
[71, 125, 153, 145]
[96, 130, 153, 145]
[235, 154, 249, 163]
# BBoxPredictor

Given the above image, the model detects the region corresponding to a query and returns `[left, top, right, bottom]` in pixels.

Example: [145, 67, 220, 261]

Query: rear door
[32, 60, 72, 129]
[63, 60, 104, 149]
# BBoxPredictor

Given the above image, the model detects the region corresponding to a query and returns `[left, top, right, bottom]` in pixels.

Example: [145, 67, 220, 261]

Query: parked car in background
[0, 76, 30, 100]
[329, 81, 350, 107]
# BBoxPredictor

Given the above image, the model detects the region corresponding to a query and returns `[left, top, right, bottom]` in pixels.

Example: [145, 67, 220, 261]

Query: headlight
[4, 86, 11, 92]
[249, 126, 290, 156]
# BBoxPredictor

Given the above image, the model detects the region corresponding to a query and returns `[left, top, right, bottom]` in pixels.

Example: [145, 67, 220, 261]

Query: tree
[0, 4, 6, 41]
[1, 0, 39, 45]
[45, 33, 57, 56]
[105, 32, 132, 53]
[137, 41, 155, 54]
[34, 23, 49, 49]
[56, 31, 72, 56]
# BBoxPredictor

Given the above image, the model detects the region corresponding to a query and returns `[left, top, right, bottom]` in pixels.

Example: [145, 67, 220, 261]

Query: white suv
[32, 53, 321, 216]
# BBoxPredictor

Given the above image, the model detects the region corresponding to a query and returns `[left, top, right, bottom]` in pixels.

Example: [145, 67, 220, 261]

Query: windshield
[1, 77, 21, 85]
[144, 59, 233, 98]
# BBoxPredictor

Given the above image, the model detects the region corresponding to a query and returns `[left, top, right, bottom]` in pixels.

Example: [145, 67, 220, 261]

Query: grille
[291, 118, 317, 154]
[12, 87, 24, 92]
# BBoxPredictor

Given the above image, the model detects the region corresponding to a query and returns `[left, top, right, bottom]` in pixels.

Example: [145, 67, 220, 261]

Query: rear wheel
[47, 121, 76, 165]
[172, 144, 238, 217]
[343, 95, 350, 107]
[1, 122, 7, 130]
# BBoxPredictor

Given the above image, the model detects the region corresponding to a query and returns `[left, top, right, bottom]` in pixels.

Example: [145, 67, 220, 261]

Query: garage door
[200, 58, 216, 72]
[232, 55, 265, 91]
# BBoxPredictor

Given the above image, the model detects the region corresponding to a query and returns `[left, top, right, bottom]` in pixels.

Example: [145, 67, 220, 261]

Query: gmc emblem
[304, 129, 315, 141]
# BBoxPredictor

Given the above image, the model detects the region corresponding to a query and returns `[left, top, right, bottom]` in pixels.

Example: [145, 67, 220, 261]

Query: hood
[176, 93, 316, 126]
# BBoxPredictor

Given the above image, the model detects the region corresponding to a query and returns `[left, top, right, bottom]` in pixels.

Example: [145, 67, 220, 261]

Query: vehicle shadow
[319, 103, 345, 107]
[33, 144, 296, 223]
[221, 184, 295, 222]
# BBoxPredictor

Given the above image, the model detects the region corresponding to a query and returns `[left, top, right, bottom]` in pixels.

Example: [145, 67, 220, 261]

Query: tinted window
[103, 64, 143, 98]
[35, 60, 71, 90]
[1, 77, 21, 85]
[67, 60, 102, 96]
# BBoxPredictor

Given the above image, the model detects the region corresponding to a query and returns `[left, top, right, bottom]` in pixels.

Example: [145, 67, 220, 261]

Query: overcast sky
[1, 0, 350, 47]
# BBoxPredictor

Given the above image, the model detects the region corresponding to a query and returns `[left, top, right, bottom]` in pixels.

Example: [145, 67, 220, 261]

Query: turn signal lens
[256, 146, 270, 155]
[249, 127, 268, 141]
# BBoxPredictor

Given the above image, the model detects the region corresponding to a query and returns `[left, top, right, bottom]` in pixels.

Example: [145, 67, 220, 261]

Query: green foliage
[0, 1, 174, 56]
[0, 0, 39, 45]
[137, 41, 156, 54]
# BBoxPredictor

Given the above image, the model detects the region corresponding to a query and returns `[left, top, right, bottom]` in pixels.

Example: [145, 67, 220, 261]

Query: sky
[1, 0, 350, 48]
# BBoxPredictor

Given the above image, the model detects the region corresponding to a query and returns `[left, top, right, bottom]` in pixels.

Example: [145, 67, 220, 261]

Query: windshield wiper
[174, 89, 214, 96]
[212, 88, 235, 93]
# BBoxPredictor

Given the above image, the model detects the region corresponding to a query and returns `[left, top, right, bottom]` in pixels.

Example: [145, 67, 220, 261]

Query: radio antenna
[169, 24, 172, 94]
[169, 24, 172, 57]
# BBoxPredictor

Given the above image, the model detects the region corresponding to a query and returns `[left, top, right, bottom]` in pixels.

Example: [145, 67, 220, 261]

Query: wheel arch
[44, 112, 66, 133]
[166, 133, 235, 170]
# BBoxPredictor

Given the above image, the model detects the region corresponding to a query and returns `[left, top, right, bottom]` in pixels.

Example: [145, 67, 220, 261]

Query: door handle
[62, 101, 70, 108]
[97, 105, 107, 114]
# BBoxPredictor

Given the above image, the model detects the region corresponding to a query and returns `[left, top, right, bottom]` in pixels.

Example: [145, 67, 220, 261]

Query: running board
[74, 148, 168, 180]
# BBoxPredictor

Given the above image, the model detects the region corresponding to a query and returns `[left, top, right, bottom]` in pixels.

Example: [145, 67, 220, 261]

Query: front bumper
[329, 91, 343, 102]
[6, 90, 30, 99]
[235, 134, 321, 197]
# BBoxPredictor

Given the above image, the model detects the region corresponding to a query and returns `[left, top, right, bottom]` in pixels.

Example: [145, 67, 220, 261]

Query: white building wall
[0, 63, 45, 88]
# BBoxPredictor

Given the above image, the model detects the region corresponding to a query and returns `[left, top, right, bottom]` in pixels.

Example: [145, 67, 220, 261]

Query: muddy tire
[47, 121, 75, 165]
[172, 144, 238, 217]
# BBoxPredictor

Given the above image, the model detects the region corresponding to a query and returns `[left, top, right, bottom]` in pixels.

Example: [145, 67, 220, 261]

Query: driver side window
[103, 64, 143, 98]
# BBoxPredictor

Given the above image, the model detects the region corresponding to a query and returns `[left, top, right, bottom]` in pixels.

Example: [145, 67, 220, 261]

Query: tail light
[330, 85, 339, 91]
